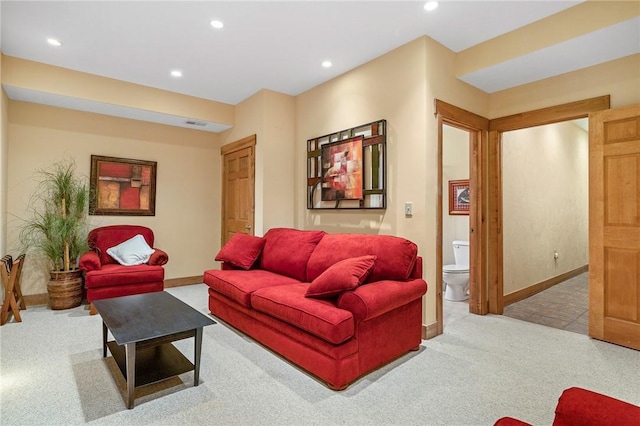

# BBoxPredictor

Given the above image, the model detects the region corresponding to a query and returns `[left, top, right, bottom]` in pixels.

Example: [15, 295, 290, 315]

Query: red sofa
[495, 387, 640, 426]
[204, 228, 427, 390]
[79, 225, 168, 314]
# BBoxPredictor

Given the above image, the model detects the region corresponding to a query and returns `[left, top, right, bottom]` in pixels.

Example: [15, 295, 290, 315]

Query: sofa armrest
[553, 387, 640, 426]
[411, 256, 423, 279]
[336, 279, 427, 321]
[149, 248, 169, 266]
[79, 251, 101, 272]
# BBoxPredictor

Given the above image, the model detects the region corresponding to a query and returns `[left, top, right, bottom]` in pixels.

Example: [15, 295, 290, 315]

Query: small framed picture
[449, 179, 470, 215]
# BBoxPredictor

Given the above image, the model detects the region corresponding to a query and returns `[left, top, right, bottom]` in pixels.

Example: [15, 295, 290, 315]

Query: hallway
[502, 272, 589, 335]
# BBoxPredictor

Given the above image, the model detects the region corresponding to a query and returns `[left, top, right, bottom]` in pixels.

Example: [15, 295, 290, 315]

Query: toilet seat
[443, 265, 469, 301]
[443, 264, 469, 274]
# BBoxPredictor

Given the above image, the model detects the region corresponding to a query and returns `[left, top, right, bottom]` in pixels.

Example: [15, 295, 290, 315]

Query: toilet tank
[452, 240, 470, 266]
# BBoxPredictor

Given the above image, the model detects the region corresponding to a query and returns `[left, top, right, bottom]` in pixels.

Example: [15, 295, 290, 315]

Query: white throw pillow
[106, 234, 155, 266]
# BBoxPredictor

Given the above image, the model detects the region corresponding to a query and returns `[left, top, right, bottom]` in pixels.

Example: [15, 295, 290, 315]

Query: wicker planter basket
[48, 269, 84, 310]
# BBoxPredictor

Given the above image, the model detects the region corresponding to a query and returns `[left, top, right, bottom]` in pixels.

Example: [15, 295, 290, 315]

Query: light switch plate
[405, 202, 413, 216]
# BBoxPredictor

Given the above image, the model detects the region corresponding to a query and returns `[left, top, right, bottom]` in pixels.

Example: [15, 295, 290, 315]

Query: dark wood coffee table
[93, 291, 215, 408]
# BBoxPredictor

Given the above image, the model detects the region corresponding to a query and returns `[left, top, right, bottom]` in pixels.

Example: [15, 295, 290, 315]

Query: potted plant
[20, 158, 91, 309]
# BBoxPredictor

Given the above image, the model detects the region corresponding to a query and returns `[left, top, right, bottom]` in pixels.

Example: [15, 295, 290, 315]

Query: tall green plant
[20, 159, 90, 272]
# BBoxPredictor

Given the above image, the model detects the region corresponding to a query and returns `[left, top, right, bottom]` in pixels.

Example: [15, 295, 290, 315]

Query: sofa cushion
[84, 263, 164, 289]
[106, 234, 156, 266]
[215, 233, 265, 270]
[306, 233, 418, 283]
[87, 282, 164, 302]
[306, 255, 376, 299]
[260, 228, 325, 281]
[203, 269, 301, 308]
[252, 283, 355, 345]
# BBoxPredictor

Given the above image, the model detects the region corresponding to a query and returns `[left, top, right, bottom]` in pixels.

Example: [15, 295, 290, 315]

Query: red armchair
[79, 225, 168, 314]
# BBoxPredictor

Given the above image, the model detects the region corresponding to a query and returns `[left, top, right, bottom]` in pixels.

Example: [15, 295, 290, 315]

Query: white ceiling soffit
[459, 16, 640, 93]
[3, 85, 232, 133]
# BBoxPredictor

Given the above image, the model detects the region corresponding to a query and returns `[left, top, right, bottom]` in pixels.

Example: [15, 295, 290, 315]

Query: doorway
[499, 119, 590, 335]
[487, 96, 610, 314]
[221, 135, 256, 245]
[442, 124, 472, 327]
[435, 100, 489, 336]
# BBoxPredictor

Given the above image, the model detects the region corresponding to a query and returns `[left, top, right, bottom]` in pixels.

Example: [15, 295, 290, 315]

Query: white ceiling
[1, 1, 638, 132]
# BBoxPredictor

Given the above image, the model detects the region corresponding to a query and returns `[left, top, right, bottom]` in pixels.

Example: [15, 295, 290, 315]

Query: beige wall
[6, 101, 221, 296]
[261, 91, 296, 232]
[219, 89, 296, 237]
[1, 54, 7, 259]
[502, 121, 588, 295]
[442, 125, 470, 266]
[296, 37, 488, 326]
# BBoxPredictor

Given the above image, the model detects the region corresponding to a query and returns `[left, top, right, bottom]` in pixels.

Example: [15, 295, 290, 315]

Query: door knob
[245, 225, 252, 230]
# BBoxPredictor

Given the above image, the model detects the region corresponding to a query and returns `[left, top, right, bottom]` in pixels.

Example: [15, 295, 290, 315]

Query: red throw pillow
[215, 233, 265, 270]
[306, 255, 376, 299]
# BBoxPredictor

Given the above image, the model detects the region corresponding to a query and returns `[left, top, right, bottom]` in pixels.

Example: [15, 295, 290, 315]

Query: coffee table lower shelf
[106, 341, 194, 387]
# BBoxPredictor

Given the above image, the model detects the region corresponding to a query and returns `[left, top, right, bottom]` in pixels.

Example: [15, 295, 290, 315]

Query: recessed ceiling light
[424, 1, 439, 12]
[47, 38, 63, 46]
[322, 60, 332, 68]
[170, 70, 183, 78]
[210, 20, 224, 29]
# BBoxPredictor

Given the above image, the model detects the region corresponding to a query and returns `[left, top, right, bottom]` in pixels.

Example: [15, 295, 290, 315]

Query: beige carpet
[1, 283, 639, 425]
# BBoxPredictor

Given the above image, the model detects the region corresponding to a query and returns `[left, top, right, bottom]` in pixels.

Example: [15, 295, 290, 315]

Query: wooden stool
[1, 254, 26, 325]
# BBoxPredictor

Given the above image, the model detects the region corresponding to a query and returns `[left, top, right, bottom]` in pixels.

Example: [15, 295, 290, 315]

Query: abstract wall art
[89, 155, 157, 216]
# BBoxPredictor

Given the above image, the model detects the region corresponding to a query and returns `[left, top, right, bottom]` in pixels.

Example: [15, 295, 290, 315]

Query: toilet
[443, 240, 469, 301]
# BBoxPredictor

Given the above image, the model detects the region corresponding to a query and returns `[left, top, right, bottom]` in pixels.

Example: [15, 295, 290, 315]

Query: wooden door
[589, 104, 640, 350]
[221, 135, 256, 245]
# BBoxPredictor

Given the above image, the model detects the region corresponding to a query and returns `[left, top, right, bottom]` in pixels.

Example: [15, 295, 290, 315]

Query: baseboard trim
[164, 275, 203, 288]
[503, 265, 589, 307]
[24, 293, 48, 307]
[21, 275, 204, 306]
[422, 322, 439, 340]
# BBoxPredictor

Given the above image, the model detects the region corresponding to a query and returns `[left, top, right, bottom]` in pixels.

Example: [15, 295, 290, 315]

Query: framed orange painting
[321, 136, 364, 202]
[89, 155, 157, 216]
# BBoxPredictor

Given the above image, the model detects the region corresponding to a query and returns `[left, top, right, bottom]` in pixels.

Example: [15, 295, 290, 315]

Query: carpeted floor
[1, 284, 639, 425]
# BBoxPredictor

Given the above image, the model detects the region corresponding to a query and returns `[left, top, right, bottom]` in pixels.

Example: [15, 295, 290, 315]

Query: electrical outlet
[405, 202, 413, 216]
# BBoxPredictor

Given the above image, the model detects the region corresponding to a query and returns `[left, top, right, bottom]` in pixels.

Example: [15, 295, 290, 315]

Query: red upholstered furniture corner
[204, 228, 427, 390]
[79, 225, 168, 314]
[553, 387, 640, 426]
[494, 387, 640, 426]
